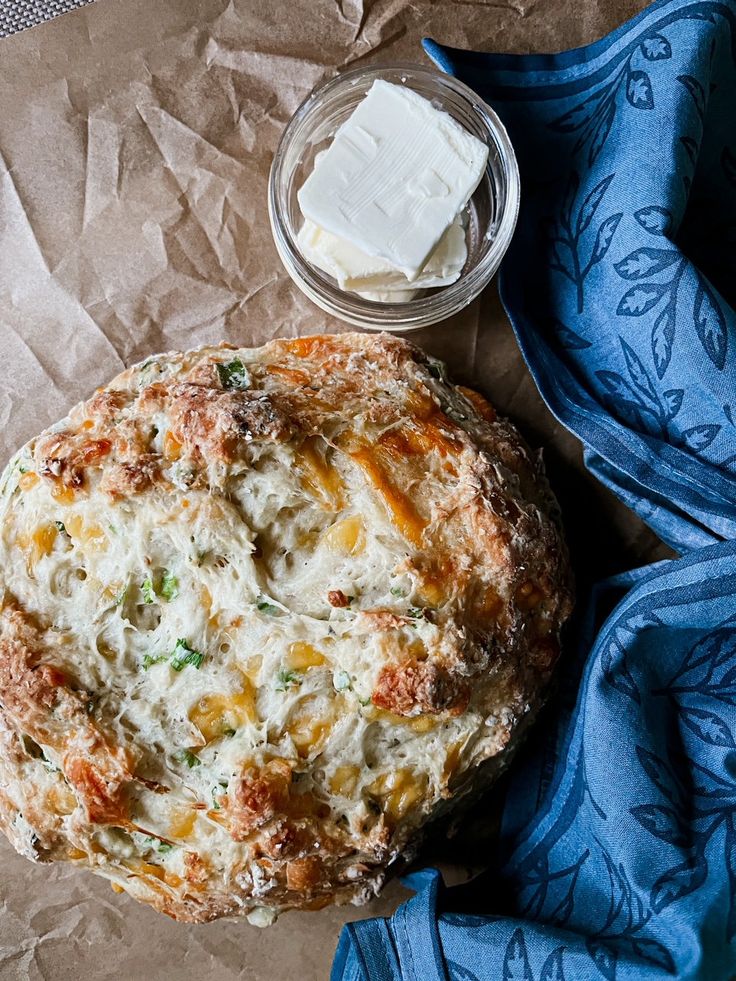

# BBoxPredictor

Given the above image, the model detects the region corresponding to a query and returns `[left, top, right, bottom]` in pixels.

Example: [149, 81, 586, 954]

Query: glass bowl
[268, 63, 520, 332]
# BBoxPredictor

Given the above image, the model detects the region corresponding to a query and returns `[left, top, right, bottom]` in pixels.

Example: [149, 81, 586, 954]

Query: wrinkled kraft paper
[0, 0, 663, 978]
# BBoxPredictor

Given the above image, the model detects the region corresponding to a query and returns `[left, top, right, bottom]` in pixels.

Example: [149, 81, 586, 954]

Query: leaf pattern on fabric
[680, 134, 699, 165]
[549, 28, 673, 163]
[600, 635, 640, 703]
[605, 219, 730, 439]
[633, 205, 672, 235]
[693, 277, 728, 369]
[650, 854, 708, 913]
[626, 70, 654, 109]
[680, 423, 721, 451]
[550, 318, 592, 350]
[613, 245, 690, 379]
[678, 73, 707, 121]
[501, 932, 567, 981]
[595, 336, 694, 440]
[539, 948, 566, 981]
[617, 282, 671, 315]
[530, 4, 734, 519]
[548, 171, 622, 312]
[652, 307, 677, 379]
[630, 804, 690, 846]
[679, 705, 734, 745]
[640, 34, 672, 60]
[501, 601, 736, 980]
[503, 930, 534, 981]
[614, 247, 680, 280]
[398, 8, 736, 981]
[623, 620, 736, 933]
[449, 962, 483, 981]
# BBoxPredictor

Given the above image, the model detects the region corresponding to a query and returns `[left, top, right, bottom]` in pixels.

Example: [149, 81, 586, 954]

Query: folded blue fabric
[427, 0, 736, 555]
[331, 1, 736, 978]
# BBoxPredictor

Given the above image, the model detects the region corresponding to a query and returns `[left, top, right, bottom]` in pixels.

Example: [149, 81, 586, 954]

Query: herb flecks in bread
[0, 332, 572, 923]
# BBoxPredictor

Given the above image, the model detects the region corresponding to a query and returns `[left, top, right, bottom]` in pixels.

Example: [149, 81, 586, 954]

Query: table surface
[0, 0, 656, 978]
[0, 0, 94, 37]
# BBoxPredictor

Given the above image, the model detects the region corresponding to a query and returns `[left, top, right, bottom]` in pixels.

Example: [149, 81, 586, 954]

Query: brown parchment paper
[0, 0, 668, 977]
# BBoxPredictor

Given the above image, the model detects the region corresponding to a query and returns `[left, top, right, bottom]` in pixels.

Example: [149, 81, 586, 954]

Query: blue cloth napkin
[331, 1, 736, 978]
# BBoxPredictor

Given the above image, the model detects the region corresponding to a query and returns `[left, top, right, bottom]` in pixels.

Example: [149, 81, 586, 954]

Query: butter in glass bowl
[268, 63, 520, 332]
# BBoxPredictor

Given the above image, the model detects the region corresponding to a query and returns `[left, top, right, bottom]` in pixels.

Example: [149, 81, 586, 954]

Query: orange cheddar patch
[457, 386, 497, 423]
[18, 472, 40, 491]
[265, 364, 311, 386]
[168, 808, 197, 840]
[51, 483, 76, 505]
[349, 447, 426, 547]
[296, 436, 344, 510]
[163, 431, 183, 461]
[280, 335, 337, 360]
[189, 680, 256, 742]
[287, 642, 325, 670]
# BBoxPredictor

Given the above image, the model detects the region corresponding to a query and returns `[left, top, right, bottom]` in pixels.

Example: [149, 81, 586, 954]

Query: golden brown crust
[35, 432, 113, 489]
[229, 760, 293, 841]
[0, 606, 135, 831]
[372, 658, 470, 717]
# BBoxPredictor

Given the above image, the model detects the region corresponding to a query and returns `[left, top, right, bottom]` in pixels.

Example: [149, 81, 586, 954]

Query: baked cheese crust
[0, 332, 572, 923]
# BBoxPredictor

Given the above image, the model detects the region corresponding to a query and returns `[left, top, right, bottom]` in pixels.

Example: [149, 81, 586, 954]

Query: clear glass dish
[268, 63, 520, 332]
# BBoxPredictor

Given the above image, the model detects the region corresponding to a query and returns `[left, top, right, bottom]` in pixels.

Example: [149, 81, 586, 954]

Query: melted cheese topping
[0, 332, 572, 924]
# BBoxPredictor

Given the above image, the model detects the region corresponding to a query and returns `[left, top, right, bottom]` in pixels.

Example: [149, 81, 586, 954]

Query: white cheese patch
[297, 80, 488, 279]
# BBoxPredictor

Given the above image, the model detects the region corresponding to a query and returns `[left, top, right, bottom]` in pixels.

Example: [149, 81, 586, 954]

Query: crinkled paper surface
[0, 0, 659, 977]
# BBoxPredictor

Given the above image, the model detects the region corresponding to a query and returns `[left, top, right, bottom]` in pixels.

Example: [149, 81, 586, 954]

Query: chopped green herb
[223, 728, 236, 738]
[139, 360, 155, 371]
[108, 523, 118, 535]
[426, 358, 448, 383]
[176, 749, 201, 768]
[170, 638, 205, 671]
[142, 653, 168, 670]
[275, 668, 301, 692]
[114, 586, 128, 607]
[17, 464, 28, 475]
[141, 569, 177, 604]
[257, 601, 280, 616]
[390, 586, 406, 597]
[157, 842, 174, 853]
[357, 694, 372, 707]
[217, 359, 248, 390]
[141, 577, 156, 604]
[407, 607, 425, 620]
[55, 520, 67, 534]
[160, 570, 179, 601]
[211, 782, 228, 810]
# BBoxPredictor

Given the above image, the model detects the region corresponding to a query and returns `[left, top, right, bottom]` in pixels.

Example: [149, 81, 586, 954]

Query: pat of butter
[297, 216, 467, 293]
[357, 289, 418, 302]
[297, 80, 488, 280]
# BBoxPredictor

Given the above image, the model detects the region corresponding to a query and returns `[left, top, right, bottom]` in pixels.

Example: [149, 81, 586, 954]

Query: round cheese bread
[0, 332, 572, 923]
